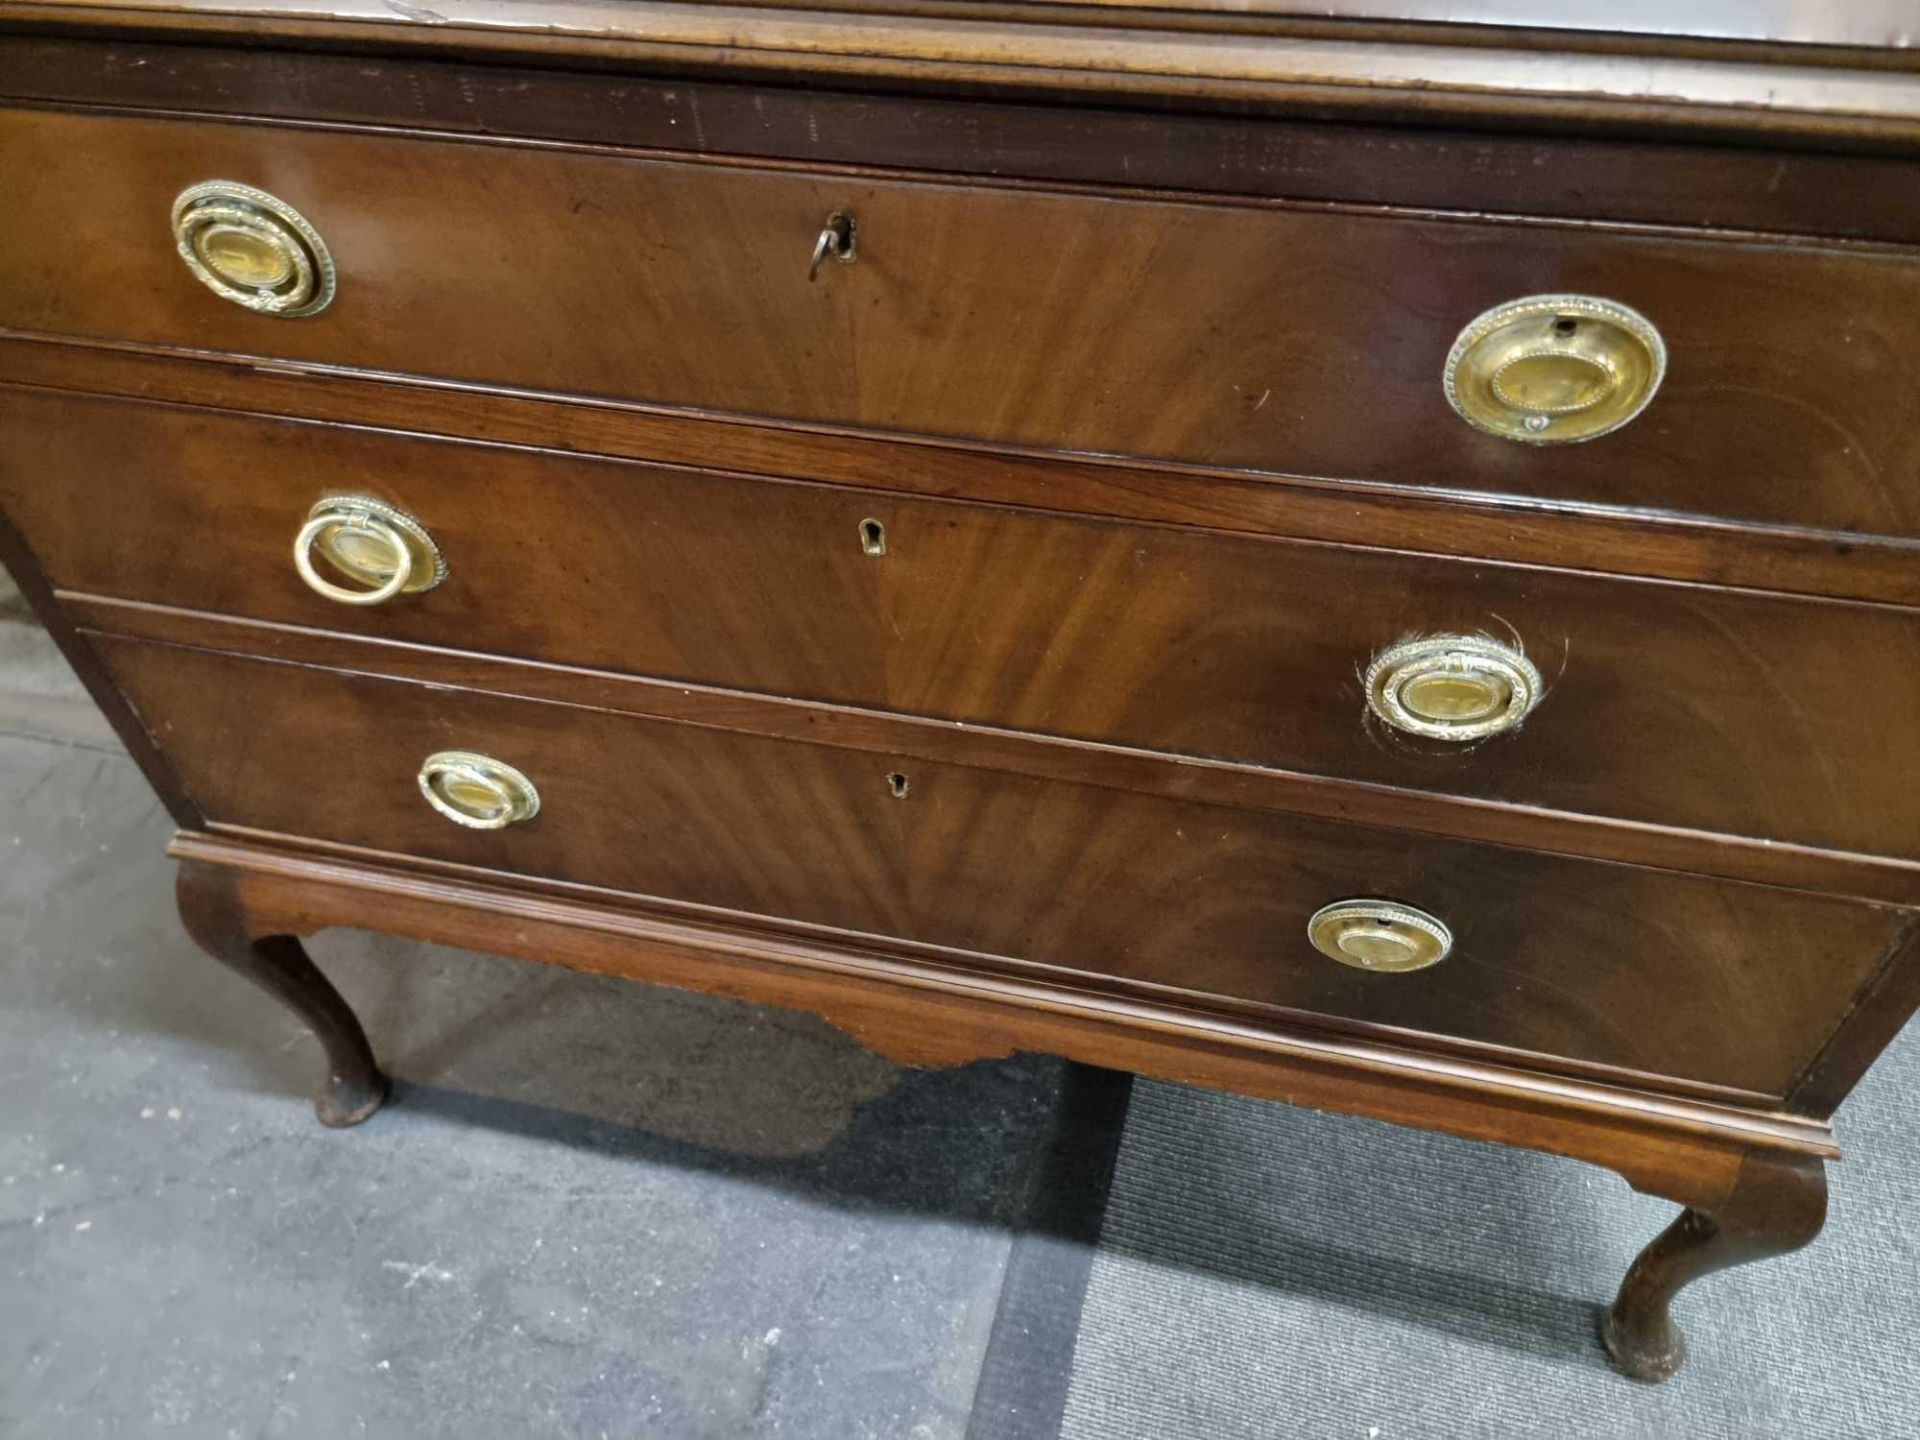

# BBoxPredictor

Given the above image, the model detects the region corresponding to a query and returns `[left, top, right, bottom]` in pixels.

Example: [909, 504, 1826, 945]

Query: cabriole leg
[1602, 1150, 1827, 1382]
[176, 861, 389, 1127]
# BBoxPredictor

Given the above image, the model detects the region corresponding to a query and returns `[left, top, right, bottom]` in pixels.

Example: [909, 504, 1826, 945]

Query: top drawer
[4, 107, 1920, 538]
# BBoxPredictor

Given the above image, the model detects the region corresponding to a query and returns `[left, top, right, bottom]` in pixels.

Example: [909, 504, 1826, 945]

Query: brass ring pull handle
[808, 212, 856, 281]
[418, 751, 541, 830]
[172, 181, 336, 317]
[1443, 295, 1664, 444]
[293, 497, 447, 607]
[1308, 900, 1452, 973]
[1366, 633, 1543, 742]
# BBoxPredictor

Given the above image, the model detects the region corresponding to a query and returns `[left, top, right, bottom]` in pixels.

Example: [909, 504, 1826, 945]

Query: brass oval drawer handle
[1308, 899, 1451, 973]
[418, 751, 541, 830]
[294, 498, 446, 607]
[172, 180, 336, 317]
[1366, 633, 1543, 742]
[1444, 294, 1664, 444]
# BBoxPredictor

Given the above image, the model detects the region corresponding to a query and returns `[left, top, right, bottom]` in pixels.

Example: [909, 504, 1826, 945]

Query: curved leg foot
[177, 861, 389, 1128]
[1602, 1150, 1826, 1382]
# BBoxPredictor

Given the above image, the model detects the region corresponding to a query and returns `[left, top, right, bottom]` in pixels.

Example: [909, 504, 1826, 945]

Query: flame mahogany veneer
[3, 0, 1918, 1382]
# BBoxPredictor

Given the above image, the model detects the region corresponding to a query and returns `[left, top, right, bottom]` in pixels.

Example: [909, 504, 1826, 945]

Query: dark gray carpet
[0, 586, 1080, 1439]
[1062, 1026, 1920, 1438]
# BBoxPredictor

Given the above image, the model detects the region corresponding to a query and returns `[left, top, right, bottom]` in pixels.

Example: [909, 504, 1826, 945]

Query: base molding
[168, 829, 1834, 1215]
[167, 828, 1845, 1379]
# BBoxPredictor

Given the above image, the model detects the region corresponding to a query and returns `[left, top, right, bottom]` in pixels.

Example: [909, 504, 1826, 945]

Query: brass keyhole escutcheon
[859, 518, 888, 556]
[1308, 900, 1451, 973]
[172, 180, 336, 317]
[1366, 634, 1543, 742]
[1443, 295, 1664, 444]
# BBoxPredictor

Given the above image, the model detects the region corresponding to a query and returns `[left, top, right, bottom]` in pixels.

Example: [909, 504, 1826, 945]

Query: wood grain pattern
[959, 1, 1920, 49]
[92, 635, 1908, 1098]
[1603, 1147, 1827, 1381]
[7, 36, 1920, 243]
[167, 827, 1810, 1252]
[1784, 919, 1920, 1116]
[2, 0, 1914, 1383]
[4, 0, 1920, 146]
[7, 345, 1916, 609]
[67, 597, 1920, 907]
[10, 388, 1919, 861]
[0, 503, 203, 824]
[6, 107, 1920, 536]
[170, 828, 1840, 1192]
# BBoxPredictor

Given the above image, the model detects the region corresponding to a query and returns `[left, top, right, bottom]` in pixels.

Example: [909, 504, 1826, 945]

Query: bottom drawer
[98, 637, 1899, 1098]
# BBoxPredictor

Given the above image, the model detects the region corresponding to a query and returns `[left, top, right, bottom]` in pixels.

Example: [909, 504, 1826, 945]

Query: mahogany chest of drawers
[4, 0, 1919, 1384]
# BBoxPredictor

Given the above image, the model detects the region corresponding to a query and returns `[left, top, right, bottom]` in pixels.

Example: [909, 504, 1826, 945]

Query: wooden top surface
[964, 2, 1920, 49]
[3, 0, 1918, 143]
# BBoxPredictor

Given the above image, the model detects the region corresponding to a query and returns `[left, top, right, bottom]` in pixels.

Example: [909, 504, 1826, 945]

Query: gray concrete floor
[0, 576, 1076, 1439]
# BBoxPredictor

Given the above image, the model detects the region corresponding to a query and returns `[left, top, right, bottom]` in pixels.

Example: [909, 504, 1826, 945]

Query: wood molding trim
[168, 828, 1840, 1210]
[5, 38, 1920, 245]
[0, 507, 203, 824]
[74, 600, 1920, 907]
[2, 0, 1920, 145]
[1786, 917, 1920, 1116]
[5, 337, 1916, 609]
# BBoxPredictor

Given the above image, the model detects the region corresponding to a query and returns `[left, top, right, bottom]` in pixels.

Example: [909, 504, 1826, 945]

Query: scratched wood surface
[3, 2, 1919, 1375]
[5, 0, 1920, 146]
[5, 107, 1920, 535]
[9, 388, 1920, 862]
[95, 634, 1908, 1099]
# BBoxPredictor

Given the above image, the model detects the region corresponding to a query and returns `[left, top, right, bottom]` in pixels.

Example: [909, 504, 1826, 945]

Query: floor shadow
[382, 1056, 1132, 1239]
[8, 728, 1617, 1373]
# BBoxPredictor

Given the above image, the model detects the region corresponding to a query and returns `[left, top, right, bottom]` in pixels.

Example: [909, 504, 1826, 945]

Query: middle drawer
[8, 388, 1918, 859]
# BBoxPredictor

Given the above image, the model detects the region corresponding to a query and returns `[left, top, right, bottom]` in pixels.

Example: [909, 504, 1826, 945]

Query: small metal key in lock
[808, 212, 856, 281]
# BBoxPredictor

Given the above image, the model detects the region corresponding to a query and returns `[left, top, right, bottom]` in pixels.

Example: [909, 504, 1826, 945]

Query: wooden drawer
[5, 106, 1920, 537]
[10, 389, 1920, 861]
[92, 635, 1901, 1098]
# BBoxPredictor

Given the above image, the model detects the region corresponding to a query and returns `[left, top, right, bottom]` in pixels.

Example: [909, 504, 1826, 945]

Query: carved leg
[176, 862, 389, 1128]
[1602, 1150, 1827, 1382]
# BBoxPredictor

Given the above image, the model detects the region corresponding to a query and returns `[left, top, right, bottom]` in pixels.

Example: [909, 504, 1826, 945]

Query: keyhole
[860, 518, 887, 556]
[1552, 316, 1579, 336]
[886, 772, 910, 799]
